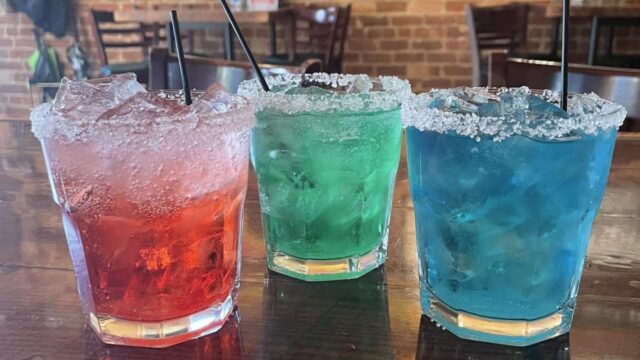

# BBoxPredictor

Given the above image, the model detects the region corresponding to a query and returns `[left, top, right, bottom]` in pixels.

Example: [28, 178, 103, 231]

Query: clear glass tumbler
[30, 74, 255, 347]
[403, 87, 626, 346]
[239, 73, 411, 281]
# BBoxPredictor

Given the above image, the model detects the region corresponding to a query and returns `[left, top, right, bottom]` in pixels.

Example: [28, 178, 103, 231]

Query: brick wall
[1, 0, 639, 119]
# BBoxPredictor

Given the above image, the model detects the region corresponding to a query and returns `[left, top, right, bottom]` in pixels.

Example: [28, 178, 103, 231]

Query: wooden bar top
[113, 8, 290, 24]
[0, 120, 639, 359]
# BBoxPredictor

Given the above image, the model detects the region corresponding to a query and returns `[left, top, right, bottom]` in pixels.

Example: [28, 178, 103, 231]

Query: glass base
[88, 291, 237, 348]
[266, 240, 387, 282]
[421, 289, 573, 347]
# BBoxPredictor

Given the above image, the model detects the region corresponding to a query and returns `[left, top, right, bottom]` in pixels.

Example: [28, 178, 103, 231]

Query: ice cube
[106, 73, 147, 101]
[456, 87, 499, 105]
[346, 75, 373, 94]
[53, 73, 146, 121]
[97, 92, 180, 125]
[527, 95, 569, 120]
[191, 83, 237, 113]
[477, 101, 502, 117]
[443, 96, 478, 114]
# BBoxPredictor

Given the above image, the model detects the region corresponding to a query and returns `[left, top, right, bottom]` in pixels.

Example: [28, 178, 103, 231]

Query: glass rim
[238, 73, 412, 115]
[402, 86, 627, 141]
[30, 86, 255, 143]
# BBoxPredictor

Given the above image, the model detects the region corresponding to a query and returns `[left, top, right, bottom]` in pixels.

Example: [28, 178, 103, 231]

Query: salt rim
[30, 87, 255, 142]
[402, 87, 627, 141]
[237, 73, 412, 114]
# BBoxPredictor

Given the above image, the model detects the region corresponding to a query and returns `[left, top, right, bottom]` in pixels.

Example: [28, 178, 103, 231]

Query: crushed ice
[238, 73, 412, 114]
[31, 73, 254, 142]
[402, 87, 627, 141]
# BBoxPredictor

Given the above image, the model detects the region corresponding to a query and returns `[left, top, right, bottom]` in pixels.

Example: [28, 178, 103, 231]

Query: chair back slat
[489, 53, 640, 131]
[469, 3, 529, 49]
[465, 3, 530, 86]
[288, 4, 351, 73]
[90, 9, 148, 66]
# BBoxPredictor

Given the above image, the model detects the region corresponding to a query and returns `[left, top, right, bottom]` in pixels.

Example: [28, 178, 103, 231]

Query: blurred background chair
[489, 52, 640, 132]
[90, 9, 194, 83]
[466, 3, 558, 87]
[90, 9, 153, 83]
[588, 16, 640, 69]
[148, 47, 322, 93]
[264, 5, 351, 73]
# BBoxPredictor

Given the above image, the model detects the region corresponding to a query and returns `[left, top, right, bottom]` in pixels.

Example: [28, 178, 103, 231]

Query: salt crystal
[238, 73, 412, 115]
[30, 73, 255, 143]
[402, 87, 627, 141]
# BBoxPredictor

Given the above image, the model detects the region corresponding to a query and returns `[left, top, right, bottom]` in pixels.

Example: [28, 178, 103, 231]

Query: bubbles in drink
[32, 73, 254, 337]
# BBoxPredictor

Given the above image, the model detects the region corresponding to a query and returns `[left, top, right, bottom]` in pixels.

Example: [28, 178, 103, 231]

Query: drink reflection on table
[415, 315, 571, 360]
[83, 309, 244, 359]
[260, 267, 393, 359]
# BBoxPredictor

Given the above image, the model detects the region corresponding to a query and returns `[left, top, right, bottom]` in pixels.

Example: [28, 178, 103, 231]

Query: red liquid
[65, 176, 246, 322]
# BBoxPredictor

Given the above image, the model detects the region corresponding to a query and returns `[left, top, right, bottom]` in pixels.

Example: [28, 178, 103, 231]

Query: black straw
[560, 0, 570, 111]
[170, 10, 192, 105]
[218, 0, 270, 92]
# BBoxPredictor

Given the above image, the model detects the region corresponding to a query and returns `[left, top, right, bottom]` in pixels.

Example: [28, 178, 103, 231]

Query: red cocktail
[31, 74, 255, 347]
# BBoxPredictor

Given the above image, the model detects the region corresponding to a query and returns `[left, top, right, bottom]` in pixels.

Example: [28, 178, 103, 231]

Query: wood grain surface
[0, 120, 638, 359]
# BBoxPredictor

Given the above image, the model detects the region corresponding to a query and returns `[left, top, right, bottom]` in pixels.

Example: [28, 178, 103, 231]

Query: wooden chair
[148, 47, 322, 93]
[90, 9, 154, 83]
[264, 5, 351, 73]
[588, 16, 640, 69]
[466, 3, 540, 86]
[489, 52, 640, 131]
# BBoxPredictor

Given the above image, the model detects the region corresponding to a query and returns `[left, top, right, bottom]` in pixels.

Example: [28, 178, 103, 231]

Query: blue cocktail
[403, 87, 626, 346]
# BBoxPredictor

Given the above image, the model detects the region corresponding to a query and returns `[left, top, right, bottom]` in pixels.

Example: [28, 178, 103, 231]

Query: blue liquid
[406, 128, 617, 341]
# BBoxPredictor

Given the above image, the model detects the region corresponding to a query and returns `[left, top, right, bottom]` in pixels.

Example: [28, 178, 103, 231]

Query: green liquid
[251, 108, 402, 262]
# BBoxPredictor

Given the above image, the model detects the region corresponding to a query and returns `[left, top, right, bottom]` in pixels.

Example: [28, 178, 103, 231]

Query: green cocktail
[239, 73, 411, 281]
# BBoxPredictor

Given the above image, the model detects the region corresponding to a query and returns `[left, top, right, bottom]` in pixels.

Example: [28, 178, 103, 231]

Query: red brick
[380, 40, 409, 51]
[425, 78, 453, 89]
[443, 65, 472, 76]
[398, 28, 411, 37]
[391, 16, 423, 26]
[445, 1, 466, 13]
[445, 40, 468, 50]
[13, 72, 29, 82]
[350, 28, 365, 39]
[376, 1, 407, 12]
[343, 53, 361, 62]
[367, 28, 395, 38]
[0, 61, 23, 70]
[14, 39, 35, 48]
[394, 53, 424, 62]
[424, 15, 460, 25]
[5, 106, 30, 118]
[344, 65, 374, 75]
[358, 16, 389, 27]
[0, 15, 20, 25]
[8, 96, 32, 105]
[348, 40, 378, 52]
[453, 78, 472, 87]
[457, 53, 472, 63]
[367, 53, 393, 63]
[427, 53, 456, 62]
[377, 65, 406, 76]
[8, 47, 33, 58]
[0, 84, 28, 93]
[412, 40, 443, 50]
[446, 26, 464, 37]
